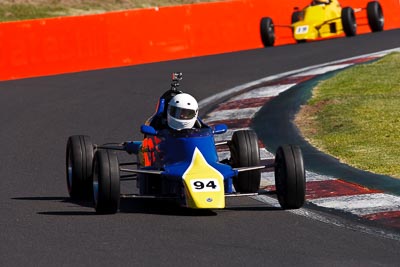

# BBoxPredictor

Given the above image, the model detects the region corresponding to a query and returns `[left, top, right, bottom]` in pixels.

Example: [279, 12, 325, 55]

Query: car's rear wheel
[93, 150, 120, 214]
[291, 11, 301, 24]
[260, 17, 275, 47]
[367, 1, 384, 32]
[66, 135, 94, 199]
[341, 7, 357, 37]
[230, 130, 261, 193]
[274, 145, 305, 209]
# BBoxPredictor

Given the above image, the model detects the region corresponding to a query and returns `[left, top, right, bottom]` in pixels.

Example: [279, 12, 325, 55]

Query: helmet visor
[169, 106, 197, 120]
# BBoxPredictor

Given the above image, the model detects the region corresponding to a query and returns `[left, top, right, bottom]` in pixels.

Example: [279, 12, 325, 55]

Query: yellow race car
[260, 0, 384, 46]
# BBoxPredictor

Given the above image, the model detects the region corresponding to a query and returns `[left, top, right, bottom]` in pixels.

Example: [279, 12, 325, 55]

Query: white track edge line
[199, 47, 400, 109]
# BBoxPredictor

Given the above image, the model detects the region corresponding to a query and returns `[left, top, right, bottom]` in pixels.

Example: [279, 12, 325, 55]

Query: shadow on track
[13, 195, 280, 216]
[13, 196, 217, 216]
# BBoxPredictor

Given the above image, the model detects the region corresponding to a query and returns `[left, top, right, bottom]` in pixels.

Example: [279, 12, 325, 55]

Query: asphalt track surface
[1, 30, 400, 266]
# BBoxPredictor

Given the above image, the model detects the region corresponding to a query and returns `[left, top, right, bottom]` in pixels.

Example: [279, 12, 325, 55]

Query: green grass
[0, 4, 67, 22]
[0, 1, 218, 22]
[296, 52, 400, 178]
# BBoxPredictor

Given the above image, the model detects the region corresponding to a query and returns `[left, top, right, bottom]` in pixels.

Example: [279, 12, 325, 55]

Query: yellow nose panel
[183, 147, 225, 209]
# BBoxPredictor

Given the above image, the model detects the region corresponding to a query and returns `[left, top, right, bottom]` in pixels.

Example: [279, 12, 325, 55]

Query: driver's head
[167, 93, 198, 130]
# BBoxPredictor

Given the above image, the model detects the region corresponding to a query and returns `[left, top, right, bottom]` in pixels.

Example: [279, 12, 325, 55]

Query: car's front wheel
[66, 135, 94, 199]
[93, 150, 120, 214]
[367, 1, 384, 32]
[274, 145, 305, 209]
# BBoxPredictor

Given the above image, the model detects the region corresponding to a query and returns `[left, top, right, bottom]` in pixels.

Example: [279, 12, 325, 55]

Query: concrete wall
[0, 0, 399, 81]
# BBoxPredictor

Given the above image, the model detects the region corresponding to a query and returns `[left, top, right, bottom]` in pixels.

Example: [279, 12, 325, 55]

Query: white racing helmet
[167, 93, 199, 130]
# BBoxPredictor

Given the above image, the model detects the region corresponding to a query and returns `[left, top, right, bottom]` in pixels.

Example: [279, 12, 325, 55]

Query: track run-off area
[1, 30, 400, 266]
[200, 48, 400, 237]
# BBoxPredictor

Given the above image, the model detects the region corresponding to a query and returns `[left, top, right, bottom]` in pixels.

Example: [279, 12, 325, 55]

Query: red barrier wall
[0, 0, 399, 81]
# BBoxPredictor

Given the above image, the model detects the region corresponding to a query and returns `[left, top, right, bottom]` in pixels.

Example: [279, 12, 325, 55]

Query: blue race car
[66, 73, 306, 214]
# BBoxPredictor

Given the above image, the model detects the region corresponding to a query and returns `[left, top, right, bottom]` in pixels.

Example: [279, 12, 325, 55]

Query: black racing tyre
[341, 7, 357, 37]
[93, 150, 120, 214]
[66, 135, 94, 199]
[367, 1, 384, 32]
[260, 17, 275, 47]
[230, 130, 261, 193]
[274, 145, 305, 209]
[291, 11, 302, 24]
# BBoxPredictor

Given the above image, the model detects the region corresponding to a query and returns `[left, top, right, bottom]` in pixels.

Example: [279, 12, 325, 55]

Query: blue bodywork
[125, 95, 236, 199]
[157, 128, 235, 194]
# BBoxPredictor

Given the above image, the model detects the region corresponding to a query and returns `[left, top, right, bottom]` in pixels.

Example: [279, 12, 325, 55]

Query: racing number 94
[190, 179, 221, 192]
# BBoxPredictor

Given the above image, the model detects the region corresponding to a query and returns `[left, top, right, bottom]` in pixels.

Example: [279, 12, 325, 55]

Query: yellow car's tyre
[230, 130, 261, 193]
[260, 17, 275, 47]
[274, 145, 305, 209]
[291, 11, 301, 24]
[341, 7, 357, 37]
[367, 1, 384, 32]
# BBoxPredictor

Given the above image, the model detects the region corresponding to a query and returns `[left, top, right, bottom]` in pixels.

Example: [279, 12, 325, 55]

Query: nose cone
[183, 148, 225, 209]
